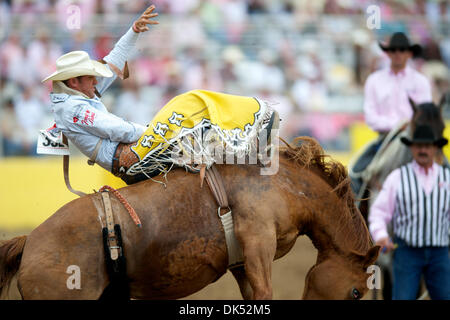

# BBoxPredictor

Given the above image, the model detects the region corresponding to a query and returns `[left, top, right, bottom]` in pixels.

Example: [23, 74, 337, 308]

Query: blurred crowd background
[0, 0, 449, 157]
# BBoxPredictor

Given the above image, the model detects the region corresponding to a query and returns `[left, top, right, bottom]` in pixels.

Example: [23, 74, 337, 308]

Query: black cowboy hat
[401, 124, 448, 148]
[379, 32, 422, 58]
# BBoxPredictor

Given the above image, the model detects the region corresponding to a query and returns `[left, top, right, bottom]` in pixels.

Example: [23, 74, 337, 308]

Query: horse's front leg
[230, 266, 253, 299]
[235, 225, 277, 300]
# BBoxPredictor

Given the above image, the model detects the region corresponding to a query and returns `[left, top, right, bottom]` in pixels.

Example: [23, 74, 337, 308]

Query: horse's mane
[280, 136, 372, 253]
[280, 136, 354, 208]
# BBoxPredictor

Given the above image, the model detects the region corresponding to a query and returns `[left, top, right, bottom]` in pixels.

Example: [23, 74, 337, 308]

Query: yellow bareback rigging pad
[128, 89, 270, 176]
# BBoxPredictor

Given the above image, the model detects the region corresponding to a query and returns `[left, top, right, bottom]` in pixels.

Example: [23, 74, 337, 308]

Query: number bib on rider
[37, 130, 70, 155]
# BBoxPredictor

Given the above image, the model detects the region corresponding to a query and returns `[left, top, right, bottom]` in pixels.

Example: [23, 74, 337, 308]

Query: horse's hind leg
[230, 266, 253, 300]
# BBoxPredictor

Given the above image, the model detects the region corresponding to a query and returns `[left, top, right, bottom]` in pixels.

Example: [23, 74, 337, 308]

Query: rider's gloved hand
[132, 4, 159, 33]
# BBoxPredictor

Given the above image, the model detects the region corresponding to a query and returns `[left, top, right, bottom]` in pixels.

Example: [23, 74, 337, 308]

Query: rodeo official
[369, 124, 450, 300]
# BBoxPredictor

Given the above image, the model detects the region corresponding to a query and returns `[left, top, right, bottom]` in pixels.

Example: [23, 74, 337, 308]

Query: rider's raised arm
[60, 102, 146, 143]
[96, 5, 159, 95]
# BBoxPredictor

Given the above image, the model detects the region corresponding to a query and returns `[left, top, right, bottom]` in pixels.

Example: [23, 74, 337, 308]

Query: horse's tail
[0, 236, 27, 297]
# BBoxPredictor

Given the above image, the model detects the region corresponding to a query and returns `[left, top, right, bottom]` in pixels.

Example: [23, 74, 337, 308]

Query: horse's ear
[408, 97, 417, 113]
[349, 245, 381, 269]
[362, 245, 381, 269]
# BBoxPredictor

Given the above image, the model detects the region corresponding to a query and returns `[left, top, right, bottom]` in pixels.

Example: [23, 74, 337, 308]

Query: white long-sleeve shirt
[49, 27, 147, 172]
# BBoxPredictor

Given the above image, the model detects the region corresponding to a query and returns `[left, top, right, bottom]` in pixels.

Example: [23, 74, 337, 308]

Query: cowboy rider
[42, 5, 158, 179]
[351, 32, 433, 193]
[364, 32, 432, 134]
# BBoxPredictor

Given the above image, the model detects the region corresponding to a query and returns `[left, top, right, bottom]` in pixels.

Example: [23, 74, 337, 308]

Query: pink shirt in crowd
[363, 66, 432, 133]
[368, 161, 440, 242]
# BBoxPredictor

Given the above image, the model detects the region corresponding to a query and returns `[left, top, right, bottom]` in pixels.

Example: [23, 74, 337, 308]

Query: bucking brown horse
[0, 137, 380, 300]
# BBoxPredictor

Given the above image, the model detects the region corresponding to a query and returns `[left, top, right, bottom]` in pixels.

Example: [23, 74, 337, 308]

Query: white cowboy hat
[42, 51, 113, 83]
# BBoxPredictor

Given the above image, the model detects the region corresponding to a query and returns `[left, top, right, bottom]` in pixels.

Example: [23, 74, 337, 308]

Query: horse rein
[61, 135, 141, 227]
[62, 135, 87, 197]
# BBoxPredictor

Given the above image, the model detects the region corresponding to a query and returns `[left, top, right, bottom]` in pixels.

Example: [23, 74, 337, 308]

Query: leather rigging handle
[62, 135, 87, 197]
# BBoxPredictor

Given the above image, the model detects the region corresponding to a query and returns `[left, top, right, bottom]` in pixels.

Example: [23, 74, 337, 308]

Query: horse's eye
[351, 288, 361, 300]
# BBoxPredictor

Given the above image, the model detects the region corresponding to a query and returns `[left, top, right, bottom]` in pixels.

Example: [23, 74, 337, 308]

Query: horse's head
[302, 245, 380, 300]
[410, 96, 446, 138]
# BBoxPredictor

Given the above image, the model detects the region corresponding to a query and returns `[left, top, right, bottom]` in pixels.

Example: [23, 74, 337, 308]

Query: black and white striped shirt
[394, 163, 450, 247]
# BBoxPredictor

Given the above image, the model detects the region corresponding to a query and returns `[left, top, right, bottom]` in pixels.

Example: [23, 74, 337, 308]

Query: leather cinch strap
[203, 165, 244, 268]
[204, 165, 229, 214]
[62, 135, 87, 197]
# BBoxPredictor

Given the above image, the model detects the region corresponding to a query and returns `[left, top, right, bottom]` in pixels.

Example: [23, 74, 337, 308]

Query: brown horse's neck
[278, 154, 373, 259]
[304, 196, 372, 260]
